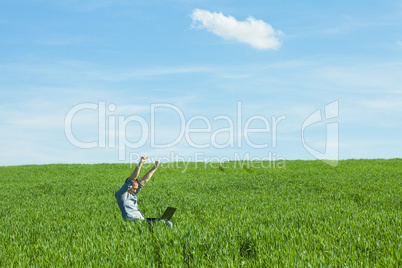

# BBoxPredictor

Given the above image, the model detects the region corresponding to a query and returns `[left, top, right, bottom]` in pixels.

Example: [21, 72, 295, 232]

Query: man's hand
[130, 156, 148, 180]
[154, 160, 160, 169]
[140, 156, 148, 164]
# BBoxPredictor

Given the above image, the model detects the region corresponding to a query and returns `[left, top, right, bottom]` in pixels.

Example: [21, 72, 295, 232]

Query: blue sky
[1, 0, 401, 166]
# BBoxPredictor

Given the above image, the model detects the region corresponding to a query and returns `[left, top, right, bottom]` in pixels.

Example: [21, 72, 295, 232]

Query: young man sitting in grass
[115, 156, 172, 227]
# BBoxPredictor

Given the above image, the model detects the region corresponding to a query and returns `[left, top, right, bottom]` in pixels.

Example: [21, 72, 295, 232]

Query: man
[115, 156, 172, 227]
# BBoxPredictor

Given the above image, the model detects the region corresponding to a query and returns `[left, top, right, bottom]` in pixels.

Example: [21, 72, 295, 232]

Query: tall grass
[1, 159, 401, 267]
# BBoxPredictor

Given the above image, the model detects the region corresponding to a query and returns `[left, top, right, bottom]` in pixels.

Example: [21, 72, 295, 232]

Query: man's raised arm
[139, 161, 160, 185]
[129, 156, 148, 180]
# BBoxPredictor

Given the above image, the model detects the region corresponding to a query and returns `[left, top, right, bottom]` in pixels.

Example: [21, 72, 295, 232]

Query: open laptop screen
[161, 206, 176, 221]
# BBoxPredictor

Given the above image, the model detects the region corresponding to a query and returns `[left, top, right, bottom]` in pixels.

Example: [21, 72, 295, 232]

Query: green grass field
[1, 159, 401, 267]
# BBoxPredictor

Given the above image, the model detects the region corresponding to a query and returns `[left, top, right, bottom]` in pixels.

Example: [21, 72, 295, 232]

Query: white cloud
[397, 40, 402, 47]
[359, 99, 402, 112]
[190, 9, 282, 50]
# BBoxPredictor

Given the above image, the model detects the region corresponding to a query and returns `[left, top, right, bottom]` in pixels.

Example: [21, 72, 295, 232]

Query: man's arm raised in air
[129, 156, 148, 181]
[139, 161, 160, 186]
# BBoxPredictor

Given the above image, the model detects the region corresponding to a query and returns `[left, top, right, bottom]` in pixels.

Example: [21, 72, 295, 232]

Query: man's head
[127, 178, 140, 194]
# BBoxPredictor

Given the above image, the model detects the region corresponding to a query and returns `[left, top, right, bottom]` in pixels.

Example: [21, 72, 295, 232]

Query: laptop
[147, 206, 176, 221]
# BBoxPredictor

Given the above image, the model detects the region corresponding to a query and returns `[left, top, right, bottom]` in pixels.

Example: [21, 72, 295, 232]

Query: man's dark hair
[125, 177, 140, 183]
